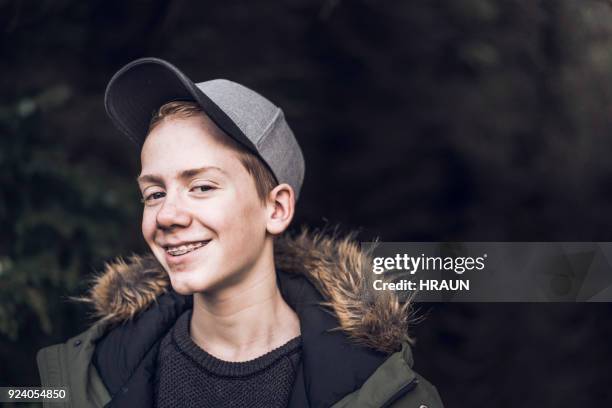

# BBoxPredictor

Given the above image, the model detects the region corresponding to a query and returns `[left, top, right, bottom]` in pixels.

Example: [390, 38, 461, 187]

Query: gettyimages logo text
[372, 253, 488, 275]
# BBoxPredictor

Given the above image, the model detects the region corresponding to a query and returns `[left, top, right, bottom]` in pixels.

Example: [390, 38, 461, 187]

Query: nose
[155, 193, 192, 230]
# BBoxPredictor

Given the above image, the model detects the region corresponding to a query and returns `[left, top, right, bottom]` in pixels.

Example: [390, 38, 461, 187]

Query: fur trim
[76, 255, 169, 325]
[80, 229, 412, 353]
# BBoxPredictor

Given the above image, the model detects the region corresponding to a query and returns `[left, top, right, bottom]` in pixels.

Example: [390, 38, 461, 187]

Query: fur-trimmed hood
[80, 230, 413, 354]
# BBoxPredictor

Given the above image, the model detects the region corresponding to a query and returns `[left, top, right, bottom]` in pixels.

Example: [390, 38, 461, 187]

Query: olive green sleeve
[37, 345, 71, 408]
[392, 372, 445, 408]
[36, 324, 111, 408]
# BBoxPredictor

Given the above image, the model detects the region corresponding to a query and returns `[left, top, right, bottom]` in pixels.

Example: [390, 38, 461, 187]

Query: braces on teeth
[166, 241, 207, 256]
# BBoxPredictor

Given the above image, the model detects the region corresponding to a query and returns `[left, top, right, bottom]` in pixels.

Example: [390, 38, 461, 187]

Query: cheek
[212, 197, 266, 246]
[141, 209, 157, 242]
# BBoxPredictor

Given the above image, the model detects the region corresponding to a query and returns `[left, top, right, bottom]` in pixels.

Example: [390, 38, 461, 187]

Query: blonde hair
[148, 101, 278, 203]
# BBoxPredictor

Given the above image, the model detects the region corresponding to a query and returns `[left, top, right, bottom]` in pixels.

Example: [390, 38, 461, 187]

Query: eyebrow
[137, 166, 226, 185]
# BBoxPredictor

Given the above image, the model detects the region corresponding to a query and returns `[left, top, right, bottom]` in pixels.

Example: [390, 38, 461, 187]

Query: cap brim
[104, 57, 257, 152]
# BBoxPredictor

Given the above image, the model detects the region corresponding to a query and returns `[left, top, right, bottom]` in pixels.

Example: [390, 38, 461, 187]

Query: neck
[189, 241, 300, 362]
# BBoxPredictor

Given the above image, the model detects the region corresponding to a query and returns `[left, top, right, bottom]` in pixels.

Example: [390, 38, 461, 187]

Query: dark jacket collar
[94, 272, 389, 408]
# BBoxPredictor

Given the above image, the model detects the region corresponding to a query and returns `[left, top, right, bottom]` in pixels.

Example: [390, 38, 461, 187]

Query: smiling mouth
[165, 240, 211, 257]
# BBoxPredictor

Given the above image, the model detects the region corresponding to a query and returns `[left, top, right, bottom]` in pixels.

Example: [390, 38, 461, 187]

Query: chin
[168, 272, 207, 295]
[170, 282, 197, 296]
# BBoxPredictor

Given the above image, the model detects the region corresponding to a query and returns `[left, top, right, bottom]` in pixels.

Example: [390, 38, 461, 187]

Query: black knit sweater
[154, 310, 302, 408]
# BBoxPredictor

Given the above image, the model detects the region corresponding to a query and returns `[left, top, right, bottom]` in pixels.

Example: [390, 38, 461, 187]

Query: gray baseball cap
[104, 57, 305, 199]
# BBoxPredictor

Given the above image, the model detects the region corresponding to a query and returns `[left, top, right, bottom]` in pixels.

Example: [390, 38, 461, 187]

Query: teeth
[166, 241, 208, 256]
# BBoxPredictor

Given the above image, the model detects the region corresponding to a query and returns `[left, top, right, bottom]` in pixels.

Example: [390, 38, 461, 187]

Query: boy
[37, 58, 443, 407]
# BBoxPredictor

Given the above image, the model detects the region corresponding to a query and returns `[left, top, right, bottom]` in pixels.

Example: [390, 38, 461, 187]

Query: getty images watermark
[372, 252, 487, 292]
[362, 242, 612, 302]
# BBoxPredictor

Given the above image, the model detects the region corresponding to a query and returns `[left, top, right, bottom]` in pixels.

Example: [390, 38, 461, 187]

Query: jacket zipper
[380, 377, 419, 408]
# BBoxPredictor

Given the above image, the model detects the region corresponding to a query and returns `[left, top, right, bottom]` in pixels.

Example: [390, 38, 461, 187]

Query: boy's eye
[192, 185, 214, 193]
[141, 191, 165, 204]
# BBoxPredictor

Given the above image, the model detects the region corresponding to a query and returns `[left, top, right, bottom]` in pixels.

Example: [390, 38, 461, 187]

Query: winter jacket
[37, 231, 444, 408]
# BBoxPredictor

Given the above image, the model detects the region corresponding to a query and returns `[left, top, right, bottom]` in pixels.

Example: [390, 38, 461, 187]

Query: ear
[265, 183, 295, 235]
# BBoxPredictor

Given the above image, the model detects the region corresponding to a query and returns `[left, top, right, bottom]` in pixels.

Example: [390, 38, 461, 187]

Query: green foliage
[0, 88, 141, 341]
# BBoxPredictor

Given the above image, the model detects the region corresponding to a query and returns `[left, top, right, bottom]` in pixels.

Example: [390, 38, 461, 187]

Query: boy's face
[138, 115, 270, 295]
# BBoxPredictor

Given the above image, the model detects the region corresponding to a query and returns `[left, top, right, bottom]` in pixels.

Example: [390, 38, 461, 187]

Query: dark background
[2, 0, 612, 406]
